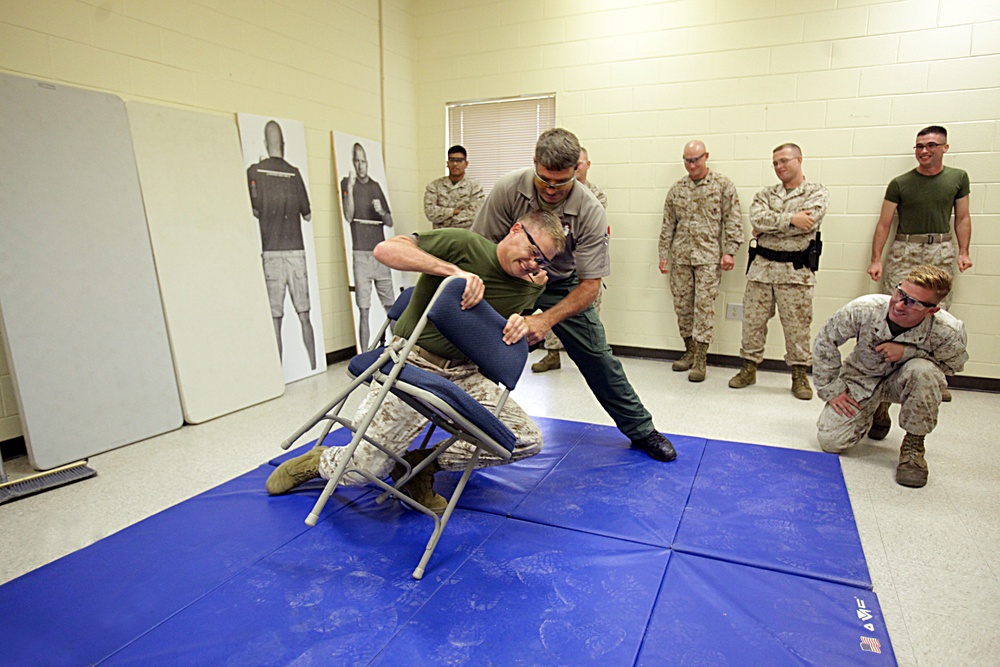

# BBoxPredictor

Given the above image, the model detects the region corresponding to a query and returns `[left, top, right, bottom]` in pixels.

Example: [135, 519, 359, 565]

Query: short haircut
[773, 142, 801, 156]
[535, 128, 581, 171]
[917, 125, 947, 140]
[518, 210, 566, 256]
[447, 145, 467, 158]
[352, 142, 366, 158]
[905, 264, 952, 302]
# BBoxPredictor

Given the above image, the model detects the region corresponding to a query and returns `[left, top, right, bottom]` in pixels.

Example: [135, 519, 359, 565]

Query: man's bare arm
[373, 236, 484, 309]
[954, 195, 972, 272]
[867, 199, 898, 282]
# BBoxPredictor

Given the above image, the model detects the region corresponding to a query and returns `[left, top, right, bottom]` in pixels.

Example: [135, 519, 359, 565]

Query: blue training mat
[434, 415, 587, 516]
[637, 552, 896, 666]
[101, 495, 505, 666]
[512, 424, 705, 547]
[0, 418, 885, 665]
[370, 518, 671, 667]
[0, 466, 369, 667]
[672, 439, 871, 589]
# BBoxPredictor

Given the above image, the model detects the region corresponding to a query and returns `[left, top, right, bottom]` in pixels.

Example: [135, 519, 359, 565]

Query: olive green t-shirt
[394, 228, 543, 361]
[885, 166, 970, 234]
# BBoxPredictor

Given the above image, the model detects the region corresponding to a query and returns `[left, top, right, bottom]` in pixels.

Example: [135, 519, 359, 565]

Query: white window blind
[446, 94, 556, 196]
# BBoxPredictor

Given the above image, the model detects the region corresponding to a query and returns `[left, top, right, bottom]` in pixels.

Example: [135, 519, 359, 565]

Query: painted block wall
[0, 0, 419, 440]
[412, 0, 1000, 380]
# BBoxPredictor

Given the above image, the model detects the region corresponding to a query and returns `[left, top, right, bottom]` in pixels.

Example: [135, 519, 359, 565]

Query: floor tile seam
[667, 545, 875, 592]
[362, 518, 509, 667]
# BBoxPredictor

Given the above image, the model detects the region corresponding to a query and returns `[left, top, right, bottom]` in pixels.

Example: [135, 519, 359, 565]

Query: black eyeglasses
[894, 284, 937, 310]
[914, 142, 943, 151]
[521, 225, 552, 267]
[683, 153, 707, 165]
[447, 157, 467, 163]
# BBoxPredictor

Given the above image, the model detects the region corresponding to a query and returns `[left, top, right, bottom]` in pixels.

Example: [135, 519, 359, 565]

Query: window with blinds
[446, 94, 556, 196]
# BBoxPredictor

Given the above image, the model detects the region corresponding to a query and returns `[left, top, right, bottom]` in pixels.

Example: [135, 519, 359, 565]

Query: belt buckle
[926, 234, 936, 244]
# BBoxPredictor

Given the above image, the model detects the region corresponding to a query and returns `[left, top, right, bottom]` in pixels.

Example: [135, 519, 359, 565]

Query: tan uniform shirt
[660, 170, 744, 266]
[748, 180, 829, 286]
[423, 176, 485, 229]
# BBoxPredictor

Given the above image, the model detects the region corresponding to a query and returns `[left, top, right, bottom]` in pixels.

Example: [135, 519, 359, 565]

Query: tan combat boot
[688, 341, 708, 383]
[941, 386, 952, 402]
[896, 433, 928, 488]
[531, 349, 561, 373]
[266, 446, 328, 495]
[391, 449, 448, 515]
[791, 365, 813, 400]
[867, 401, 891, 440]
[672, 336, 695, 372]
[728, 359, 757, 389]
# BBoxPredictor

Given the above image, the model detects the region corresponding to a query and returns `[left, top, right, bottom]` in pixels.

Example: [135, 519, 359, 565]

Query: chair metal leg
[279, 370, 371, 450]
[304, 361, 408, 526]
[412, 448, 481, 580]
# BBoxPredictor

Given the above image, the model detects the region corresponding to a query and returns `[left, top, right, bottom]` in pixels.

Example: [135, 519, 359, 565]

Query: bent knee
[900, 358, 945, 383]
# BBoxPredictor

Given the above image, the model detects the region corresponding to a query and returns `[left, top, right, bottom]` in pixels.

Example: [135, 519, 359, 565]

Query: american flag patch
[860, 636, 882, 653]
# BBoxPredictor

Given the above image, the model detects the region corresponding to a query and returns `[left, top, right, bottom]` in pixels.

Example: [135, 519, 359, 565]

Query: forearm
[372, 236, 459, 276]
[870, 202, 896, 261]
[658, 215, 675, 262]
[537, 279, 600, 328]
[342, 192, 355, 222]
[423, 191, 448, 224]
[955, 212, 971, 256]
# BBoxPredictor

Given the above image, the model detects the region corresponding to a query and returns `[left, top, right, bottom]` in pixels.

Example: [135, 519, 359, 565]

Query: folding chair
[279, 275, 529, 579]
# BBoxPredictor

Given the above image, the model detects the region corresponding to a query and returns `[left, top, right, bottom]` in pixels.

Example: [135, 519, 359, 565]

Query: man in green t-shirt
[868, 125, 973, 311]
[266, 211, 565, 513]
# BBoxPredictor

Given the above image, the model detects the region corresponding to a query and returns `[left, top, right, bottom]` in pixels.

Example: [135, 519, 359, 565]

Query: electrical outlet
[726, 303, 744, 320]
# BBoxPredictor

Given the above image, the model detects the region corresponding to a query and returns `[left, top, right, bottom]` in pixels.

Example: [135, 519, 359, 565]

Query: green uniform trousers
[536, 275, 654, 440]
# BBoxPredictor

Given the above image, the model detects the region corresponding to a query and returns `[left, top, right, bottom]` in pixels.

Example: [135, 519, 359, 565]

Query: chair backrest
[426, 277, 528, 389]
[365, 286, 415, 352]
[386, 286, 414, 321]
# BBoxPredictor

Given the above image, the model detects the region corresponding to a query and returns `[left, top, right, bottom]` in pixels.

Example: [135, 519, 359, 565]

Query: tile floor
[1, 354, 997, 666]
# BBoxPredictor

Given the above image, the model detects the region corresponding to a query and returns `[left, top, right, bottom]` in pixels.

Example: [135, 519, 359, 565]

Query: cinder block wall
[2, 0, 997, 441]
[0, 0, 419, 441]
[412, 0, 999, 379]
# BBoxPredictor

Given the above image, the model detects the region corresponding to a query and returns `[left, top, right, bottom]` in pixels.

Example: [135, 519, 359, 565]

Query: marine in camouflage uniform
[813, 265, 967, 487]
[423, 145, 485, 229]
[660, 141, 743, 381]
[730, 144, 828, 399]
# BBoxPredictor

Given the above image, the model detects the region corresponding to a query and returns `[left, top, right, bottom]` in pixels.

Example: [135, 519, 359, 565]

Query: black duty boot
[630, 432, 677, 462]
[868, 402, 891, 441]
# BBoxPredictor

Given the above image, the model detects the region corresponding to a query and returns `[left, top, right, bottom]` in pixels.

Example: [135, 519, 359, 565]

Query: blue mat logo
[854, 596, 881, 653]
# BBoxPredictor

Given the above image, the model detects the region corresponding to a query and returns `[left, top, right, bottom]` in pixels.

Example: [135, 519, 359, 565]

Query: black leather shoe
[630, 432, 677, 462]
